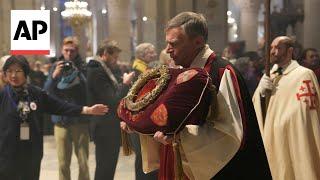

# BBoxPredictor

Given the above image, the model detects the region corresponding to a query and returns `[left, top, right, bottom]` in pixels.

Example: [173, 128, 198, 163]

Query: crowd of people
[0, 11, 320, 180]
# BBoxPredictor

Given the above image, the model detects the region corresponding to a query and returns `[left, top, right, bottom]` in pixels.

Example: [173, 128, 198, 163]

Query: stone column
[107, 0, 132, 62]
[0, 0, 11, 56]
[49, 0, 61, 58]
[156, 0, 174, 51]
[196, 0, 228, 53]
[140, 0, 157, 45]
[236, 0, 261, 51]
[303, 0, 320, 50]
[136, 0, 176, 53]
[134, 0, 143, 46]
[291, 0, 304, 44]
[175, 0, 194, 14]
[135, 0, 173, 53]
[13, 0, 34, 9]
[89, 0, 108, 57]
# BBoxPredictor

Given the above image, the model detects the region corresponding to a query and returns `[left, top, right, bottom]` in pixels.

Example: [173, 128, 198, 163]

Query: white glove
[258, 75, 274, 97]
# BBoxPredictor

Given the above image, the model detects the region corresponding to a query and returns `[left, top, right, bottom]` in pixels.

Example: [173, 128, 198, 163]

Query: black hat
[3, 55, 30, 76]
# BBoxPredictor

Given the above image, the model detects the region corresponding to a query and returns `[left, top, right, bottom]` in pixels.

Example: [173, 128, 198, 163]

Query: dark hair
[301, 48, 318, 60]
[3, 55, 30, 76]
[166, 12, 208, 42]
[96, 40, 122, 57]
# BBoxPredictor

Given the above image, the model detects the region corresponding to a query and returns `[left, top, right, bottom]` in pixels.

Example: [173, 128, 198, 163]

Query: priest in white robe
[253, 36, 320, 180]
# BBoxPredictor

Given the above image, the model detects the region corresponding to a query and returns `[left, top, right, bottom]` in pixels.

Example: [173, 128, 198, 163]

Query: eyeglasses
[6, 69, 24, 75]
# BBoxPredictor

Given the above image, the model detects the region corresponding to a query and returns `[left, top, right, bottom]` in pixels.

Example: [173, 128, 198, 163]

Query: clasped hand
[120, 122, 173, 145]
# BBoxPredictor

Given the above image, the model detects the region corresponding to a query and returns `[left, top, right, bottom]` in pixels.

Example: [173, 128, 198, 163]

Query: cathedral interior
[0, 1, 320, 179]
[0, 0, 318, 63]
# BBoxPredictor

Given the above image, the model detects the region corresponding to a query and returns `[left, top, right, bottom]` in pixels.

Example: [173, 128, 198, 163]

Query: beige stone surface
[40, 135, 135, 180]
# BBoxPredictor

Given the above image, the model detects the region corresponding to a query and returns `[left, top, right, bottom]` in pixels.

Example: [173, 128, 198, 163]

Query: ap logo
[11, 10, 50, 55]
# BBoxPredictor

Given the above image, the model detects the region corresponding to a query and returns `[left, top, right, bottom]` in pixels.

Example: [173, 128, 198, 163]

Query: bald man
[253, 36, 320, 180]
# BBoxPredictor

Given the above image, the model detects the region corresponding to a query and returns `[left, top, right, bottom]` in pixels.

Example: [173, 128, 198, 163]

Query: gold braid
[125, 65, 171, 112]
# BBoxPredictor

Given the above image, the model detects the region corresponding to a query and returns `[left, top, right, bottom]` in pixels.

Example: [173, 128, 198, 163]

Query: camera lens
[62, 61, 73, 72]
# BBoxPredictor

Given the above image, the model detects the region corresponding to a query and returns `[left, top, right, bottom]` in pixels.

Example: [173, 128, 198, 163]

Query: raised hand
[52, 61, 65, 79]
[82, 104, 109, 115]
[123, 71, 135, 85]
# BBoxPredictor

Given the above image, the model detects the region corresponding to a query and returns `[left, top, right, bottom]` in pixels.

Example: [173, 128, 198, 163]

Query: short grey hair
[166, 12, 208, 42]
[135, 43, 155, 60]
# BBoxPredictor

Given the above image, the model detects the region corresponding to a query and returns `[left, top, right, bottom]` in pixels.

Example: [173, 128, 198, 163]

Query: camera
[62, 61, 73, 72]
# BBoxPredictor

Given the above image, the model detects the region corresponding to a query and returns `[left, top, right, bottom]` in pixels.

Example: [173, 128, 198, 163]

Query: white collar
[271, 60, 299, 75]
[190, 44, 214, 68]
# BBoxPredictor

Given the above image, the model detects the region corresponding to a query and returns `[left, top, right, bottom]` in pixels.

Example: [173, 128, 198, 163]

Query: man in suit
[87, 40, 134, 180]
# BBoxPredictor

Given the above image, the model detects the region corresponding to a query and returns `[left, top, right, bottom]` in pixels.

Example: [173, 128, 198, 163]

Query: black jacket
[86, 60, 129, 138]
[0, 85, 82, 172]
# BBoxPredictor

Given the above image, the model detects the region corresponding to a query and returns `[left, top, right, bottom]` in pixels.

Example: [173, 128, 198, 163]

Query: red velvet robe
[159, 51, 271, 179]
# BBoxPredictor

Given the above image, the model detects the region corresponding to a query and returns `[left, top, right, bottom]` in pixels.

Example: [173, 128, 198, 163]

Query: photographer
[44, 36, 90, 180]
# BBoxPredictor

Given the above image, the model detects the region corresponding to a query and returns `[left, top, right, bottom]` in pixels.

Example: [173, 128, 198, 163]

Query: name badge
[20, 122, 30, 140]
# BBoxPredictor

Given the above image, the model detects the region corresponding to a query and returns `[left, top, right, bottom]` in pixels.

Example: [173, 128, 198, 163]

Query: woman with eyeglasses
[0, 55, 109, 180]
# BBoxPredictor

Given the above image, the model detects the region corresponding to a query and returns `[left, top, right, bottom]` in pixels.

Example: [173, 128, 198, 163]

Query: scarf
[96, 59, 120, 90]
[57, 70, 80, 90]
[6, 84, 31, 121]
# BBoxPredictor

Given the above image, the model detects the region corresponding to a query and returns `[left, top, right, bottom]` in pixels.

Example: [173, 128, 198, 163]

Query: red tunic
[158, 52, 271, 179]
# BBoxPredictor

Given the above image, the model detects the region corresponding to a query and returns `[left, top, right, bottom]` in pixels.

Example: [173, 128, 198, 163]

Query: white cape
[253, 61, 320, 180]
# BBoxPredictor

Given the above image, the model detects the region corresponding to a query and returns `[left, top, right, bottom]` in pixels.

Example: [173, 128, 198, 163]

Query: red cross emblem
[296, 80, 317, 109]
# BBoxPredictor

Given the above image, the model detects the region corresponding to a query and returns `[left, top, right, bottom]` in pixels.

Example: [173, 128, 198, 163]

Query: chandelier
[61, 0, 92, 27]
